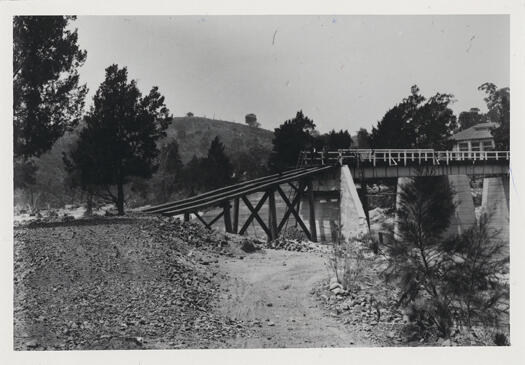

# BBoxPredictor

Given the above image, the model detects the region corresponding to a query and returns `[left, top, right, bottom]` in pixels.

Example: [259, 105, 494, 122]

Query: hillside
[16, 117, 274, 209]
[166, 117, 273, 163]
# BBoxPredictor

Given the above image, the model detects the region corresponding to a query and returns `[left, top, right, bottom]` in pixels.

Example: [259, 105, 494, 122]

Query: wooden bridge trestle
[143, 165, 336, 242]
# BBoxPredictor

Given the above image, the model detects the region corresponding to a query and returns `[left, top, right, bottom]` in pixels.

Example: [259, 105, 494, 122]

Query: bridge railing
[299, 149, 510, 167]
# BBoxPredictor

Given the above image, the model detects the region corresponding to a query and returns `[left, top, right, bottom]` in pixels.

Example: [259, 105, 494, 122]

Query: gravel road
[216, 249, 372, 348]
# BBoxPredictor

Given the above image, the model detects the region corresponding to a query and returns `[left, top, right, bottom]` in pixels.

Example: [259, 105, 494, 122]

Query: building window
[471, 141, 481, 151]
[458, 142, 469, 151]
[482, 140, 494, 151]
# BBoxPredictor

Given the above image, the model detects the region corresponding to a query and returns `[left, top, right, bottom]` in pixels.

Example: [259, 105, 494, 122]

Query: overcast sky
[75, 15, 509, 134]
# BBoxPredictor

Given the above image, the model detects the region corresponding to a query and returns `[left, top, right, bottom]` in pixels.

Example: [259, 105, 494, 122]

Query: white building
[451, 122, 496, 152]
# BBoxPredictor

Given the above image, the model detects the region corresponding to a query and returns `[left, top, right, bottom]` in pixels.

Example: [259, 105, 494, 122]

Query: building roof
[451, 122, 496, 141]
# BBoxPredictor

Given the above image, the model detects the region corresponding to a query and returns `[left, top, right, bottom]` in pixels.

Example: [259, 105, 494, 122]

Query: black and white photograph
[2, 1, 524, 364]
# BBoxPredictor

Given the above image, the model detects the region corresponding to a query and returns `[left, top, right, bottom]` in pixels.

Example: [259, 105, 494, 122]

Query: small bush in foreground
[328, 227, 373, 293]
[384, 176, 508, 339]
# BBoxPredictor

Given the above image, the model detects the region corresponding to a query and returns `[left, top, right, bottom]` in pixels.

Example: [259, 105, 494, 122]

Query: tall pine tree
[64, 64, 172, 215]
[13, 16, 87, 158]
[13, 16, 87, 188]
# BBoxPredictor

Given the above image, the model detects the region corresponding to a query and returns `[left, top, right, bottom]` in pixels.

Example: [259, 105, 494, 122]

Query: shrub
[384, 176, 509, 338]
[441, 223, 509, 330]
[328, 227, 373, 292]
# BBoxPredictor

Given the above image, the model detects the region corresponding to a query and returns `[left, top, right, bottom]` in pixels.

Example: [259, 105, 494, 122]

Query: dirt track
[216, 249, 372, 348]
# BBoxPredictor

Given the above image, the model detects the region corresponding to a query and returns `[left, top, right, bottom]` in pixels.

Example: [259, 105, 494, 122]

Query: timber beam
[307, 179, 318, 242]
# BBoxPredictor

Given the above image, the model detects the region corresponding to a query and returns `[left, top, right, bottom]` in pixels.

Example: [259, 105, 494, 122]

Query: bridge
[143, 149, 509, 245]
[299, 149, 510, 178]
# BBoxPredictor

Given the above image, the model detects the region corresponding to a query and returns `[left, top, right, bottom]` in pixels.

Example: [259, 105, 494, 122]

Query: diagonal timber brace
[239, 192, 271, 237]
[276, 184, 312, 240]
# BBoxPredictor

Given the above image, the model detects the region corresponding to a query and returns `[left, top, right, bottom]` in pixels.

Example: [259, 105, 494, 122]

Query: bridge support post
[481, 175, 509, 250]
[223, 201, 233, 233]
[268, 189, 278, 241]
[307, 179, 318, 242]
[232, 197, 239, 233]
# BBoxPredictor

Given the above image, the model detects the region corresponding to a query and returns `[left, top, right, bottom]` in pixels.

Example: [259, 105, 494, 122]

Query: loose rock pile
[266, 236, 328, 253]
[151, 216, 265, 256]
[316, 275, 406, 345]
[14, 216, 249, 350]
[318, 267, 508, 346]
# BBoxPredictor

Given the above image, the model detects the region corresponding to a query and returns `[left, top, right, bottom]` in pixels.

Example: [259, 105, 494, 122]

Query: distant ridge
[166, 116, 274, 163]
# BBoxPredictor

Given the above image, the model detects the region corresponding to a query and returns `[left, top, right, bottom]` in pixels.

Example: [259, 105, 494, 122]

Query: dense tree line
[369, 85, 457, 150]
[269, 110, 354, 171]
[267, 82, 510, 172]
[365, 84, 509, 151]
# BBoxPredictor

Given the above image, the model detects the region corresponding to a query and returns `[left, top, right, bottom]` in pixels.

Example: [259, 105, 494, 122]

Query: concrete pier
[445, 175, 477, 237]
[482, 176, 509, 246]
[394, 177, 412, 239]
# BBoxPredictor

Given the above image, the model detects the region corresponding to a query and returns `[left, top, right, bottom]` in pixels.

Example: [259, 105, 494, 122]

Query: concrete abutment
[339, 166, 369, 240]
[298, 166, 369, 242]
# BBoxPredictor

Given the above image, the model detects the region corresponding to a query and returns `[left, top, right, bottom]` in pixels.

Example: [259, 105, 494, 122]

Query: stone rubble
[13, 216, 253, 350]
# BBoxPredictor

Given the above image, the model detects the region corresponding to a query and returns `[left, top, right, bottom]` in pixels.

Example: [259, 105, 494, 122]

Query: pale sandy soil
[215, 249, 373, 348]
